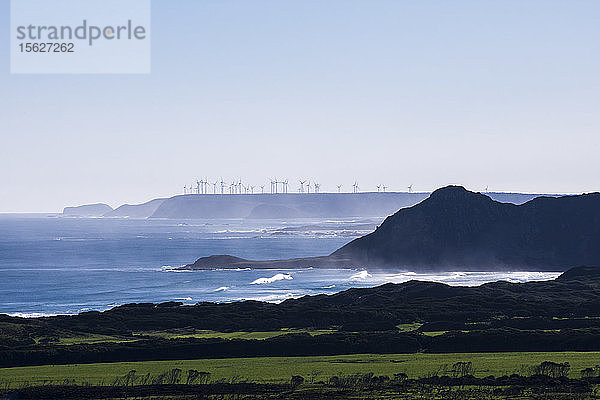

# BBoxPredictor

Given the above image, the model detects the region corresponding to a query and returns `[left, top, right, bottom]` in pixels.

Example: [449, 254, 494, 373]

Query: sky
[0, 0, 599, 212]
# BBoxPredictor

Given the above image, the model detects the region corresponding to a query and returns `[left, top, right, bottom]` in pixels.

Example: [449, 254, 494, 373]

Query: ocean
[0, 215, 560, 316]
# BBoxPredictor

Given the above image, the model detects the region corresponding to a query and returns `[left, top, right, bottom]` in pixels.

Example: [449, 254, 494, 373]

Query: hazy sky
[1, 0, 599, 212]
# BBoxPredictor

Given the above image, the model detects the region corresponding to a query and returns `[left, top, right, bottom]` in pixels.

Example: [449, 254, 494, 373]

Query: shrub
[531, 361, 570, 378]
[290, 375, 304, 389]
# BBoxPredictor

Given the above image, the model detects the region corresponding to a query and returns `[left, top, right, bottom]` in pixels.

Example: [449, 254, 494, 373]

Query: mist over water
[0, 216, 560, 316]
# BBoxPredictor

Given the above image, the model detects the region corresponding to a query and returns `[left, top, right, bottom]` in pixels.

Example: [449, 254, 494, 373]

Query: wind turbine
[408, 184, 413, 193]
[353, 181, 359, 193]
[220, 178, 225, 194]
[261, 185, 265, 194]
[183, 185, 187, 195]
[337, 185, 342, 193]
[382, 185, 387, 192]
[283, 179, 288, 193]
[212, 181, 218, 194]
[314, 182, 321, 193]
[271, 178, 278, 194]
[299, 180, 306, 193]
[376, 185, 381, 193]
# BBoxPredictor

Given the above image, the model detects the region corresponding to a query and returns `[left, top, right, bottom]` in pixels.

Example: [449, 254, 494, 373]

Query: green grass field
[134, 328, 336, 341]
[30, 328, 338, 347]
[2, 352, 600, 388]
[29, 325, 433, 346]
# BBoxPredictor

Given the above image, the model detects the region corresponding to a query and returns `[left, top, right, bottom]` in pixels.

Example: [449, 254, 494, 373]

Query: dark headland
[180, 186, 600, 272]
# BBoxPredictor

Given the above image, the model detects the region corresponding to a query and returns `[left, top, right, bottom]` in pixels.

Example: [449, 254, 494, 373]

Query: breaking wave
[376, 271, 561, 286]
[8, 312, 64, 318]
[237, 292, 297, 303]
[250, 273, 293, 285]
[350, 270, 372, 280]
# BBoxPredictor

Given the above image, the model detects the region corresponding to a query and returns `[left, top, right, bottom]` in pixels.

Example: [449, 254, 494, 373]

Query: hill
[333, 186, 600, 270]
[103, 198, 166, 218]
[62, 203, 113, 217]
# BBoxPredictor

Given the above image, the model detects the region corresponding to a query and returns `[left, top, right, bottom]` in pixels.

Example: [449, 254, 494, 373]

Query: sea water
[0, 215, 560, 316]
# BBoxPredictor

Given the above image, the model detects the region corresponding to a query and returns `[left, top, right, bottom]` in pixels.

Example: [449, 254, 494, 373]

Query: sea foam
[250, 273, 293, 285]
[350, 270, 372, 280]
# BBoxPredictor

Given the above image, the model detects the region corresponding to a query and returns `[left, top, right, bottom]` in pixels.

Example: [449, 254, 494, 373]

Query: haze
[0, 0, 599, 212]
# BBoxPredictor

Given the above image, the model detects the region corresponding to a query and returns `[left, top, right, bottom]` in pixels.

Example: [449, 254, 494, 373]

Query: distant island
[180, 186, 600, 272]
[63, 191, 556, 219]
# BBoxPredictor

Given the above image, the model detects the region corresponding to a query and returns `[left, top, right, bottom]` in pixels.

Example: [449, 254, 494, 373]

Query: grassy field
[1, 352, 600, 387]
[134, 328, 336, 341]
[54, 334, 137, 345]
[30, 328, 338, 346]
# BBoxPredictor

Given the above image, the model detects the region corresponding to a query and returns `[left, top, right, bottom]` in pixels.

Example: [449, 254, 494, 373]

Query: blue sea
[0, 215, 560, 316]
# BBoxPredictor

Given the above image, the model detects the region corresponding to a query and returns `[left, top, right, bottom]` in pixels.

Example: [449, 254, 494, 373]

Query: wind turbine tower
[299, 180, 306, 193]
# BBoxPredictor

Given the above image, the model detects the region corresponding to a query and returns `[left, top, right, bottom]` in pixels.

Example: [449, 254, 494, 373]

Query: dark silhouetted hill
[332, 186, 600, 270]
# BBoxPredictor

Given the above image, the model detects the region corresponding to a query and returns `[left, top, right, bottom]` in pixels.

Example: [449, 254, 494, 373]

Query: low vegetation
[3, 352, 600, 387]
[3, 356, 600, 399]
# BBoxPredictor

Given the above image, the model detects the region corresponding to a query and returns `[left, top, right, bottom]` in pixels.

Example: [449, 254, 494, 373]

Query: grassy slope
[32, 328, 338, 346]
[1, 352, 600, 387]
[134, 328, 336, 341]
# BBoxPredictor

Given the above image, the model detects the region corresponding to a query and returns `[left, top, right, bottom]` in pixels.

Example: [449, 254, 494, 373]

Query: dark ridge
[332, 186, 600, 271]
[556, 265, 600, 282]
[179, 254, 355, 270]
